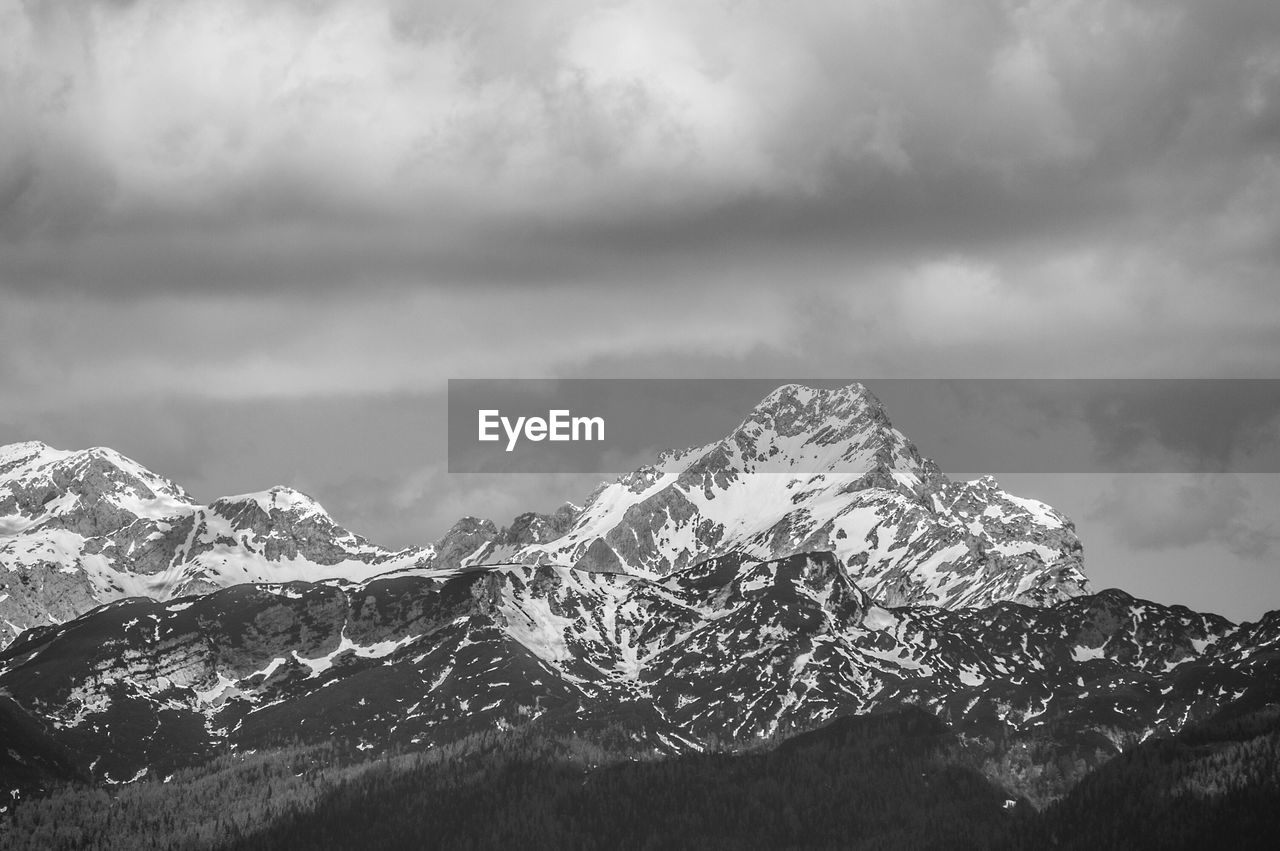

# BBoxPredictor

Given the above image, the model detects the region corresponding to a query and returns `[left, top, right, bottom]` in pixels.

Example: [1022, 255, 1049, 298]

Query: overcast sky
[2, 0, 1279, 619]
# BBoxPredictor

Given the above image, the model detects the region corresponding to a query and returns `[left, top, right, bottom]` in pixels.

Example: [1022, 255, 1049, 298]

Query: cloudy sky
[3, 0, 1279, 619]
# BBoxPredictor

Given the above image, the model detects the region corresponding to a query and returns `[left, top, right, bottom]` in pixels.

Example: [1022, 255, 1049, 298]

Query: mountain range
[1, 382, 1277, 845]
[0, 384, 1084, 646]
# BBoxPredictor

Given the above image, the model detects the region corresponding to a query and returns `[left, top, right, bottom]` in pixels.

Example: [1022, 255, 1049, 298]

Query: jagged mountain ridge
[0, 383, 1087, 646]
[0, 552, 1273, 790]
[0, 442, 433, 645]
[428, 383, 1089, 606]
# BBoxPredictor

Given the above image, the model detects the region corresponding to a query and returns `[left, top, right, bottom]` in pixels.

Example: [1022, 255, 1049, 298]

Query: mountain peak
[214, 486, 328, 518]
[752, 382, 879, 414]
[717, 382, 913, 476]
[0, 442, 192, 522]
[0, 440, 70, 472]
[0, 439, 55, 457]
[745, 383, 884, 433]
[509, 381, 1085, 608]
[747, 383, 885, 433]
[70, 445, 186, 488]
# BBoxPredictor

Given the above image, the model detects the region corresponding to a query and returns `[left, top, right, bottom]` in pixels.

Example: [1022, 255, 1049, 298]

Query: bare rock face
[421, 504, 585, 573]
[431, 517, 500, 569]
[204, 489, 385, 566]
[506, 505, 579, 546]
[572, 537, 625, 574]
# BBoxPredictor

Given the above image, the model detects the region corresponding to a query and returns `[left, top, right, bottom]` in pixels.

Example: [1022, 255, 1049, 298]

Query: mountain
[0, 551, 1273, 794]
[0, 383, 1085, 646]
[0, 442, 434, 645]
[1, 382, 1277, 845]
[412, 383, 1088, 608]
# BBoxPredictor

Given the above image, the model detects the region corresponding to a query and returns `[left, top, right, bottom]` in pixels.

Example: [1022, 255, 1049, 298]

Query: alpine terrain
[1, 383, 1277, 849]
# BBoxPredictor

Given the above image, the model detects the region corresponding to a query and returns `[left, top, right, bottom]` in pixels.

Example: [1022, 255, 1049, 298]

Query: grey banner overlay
[447, 379, 1280, 474]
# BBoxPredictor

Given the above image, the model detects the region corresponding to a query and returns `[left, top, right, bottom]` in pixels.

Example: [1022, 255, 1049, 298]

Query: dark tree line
[4, 703, 1279, 850]
[220, 708, 1016, 851]
[998, 703, 1280, 850]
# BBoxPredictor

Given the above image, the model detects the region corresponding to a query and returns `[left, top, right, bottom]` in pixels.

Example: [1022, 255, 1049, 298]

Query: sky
[2, 0, 1279, 619]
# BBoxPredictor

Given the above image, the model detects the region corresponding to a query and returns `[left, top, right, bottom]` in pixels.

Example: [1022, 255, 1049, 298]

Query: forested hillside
[1002, 702, 1280, 850]
[6, 702, 1279, 850]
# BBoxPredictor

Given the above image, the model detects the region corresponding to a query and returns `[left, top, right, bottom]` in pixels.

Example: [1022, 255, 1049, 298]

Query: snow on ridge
[0, 440, 70, 469]
[2, 379, 1088, 654]
[215, 486, 328, 517]
[1, 443, 190, 509]
[1001, 493, 1065, 529]
[110, 489, 197, 523]
[752, 382, 873, 413]
[505, 383, 1085, 608]
[0, 443, 74, 487]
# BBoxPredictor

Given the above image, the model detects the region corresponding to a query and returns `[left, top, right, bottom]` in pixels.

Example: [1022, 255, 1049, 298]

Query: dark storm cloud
[1090, 476, 1280, 560]
[1074, 381, 1280, 474]
[912, 380, 1280, 474]
[435, 377, 1280, 478]
[3, 0, 1280, 619]
[1, 0, 1277, 294]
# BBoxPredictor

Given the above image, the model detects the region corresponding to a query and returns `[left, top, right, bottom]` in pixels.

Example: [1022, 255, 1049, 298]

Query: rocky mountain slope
[0, 551, 1273, 792]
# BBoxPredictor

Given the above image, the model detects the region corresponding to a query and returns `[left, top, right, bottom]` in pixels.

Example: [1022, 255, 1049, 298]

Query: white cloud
[8, 0, 1268, 238]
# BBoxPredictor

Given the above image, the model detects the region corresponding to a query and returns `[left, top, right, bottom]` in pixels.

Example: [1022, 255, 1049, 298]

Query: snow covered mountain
[0, 383, 1084, 646]
[0, 442, 432, 645]
[445, 384, 1088, 608]
[0, 385, 1274, 803]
